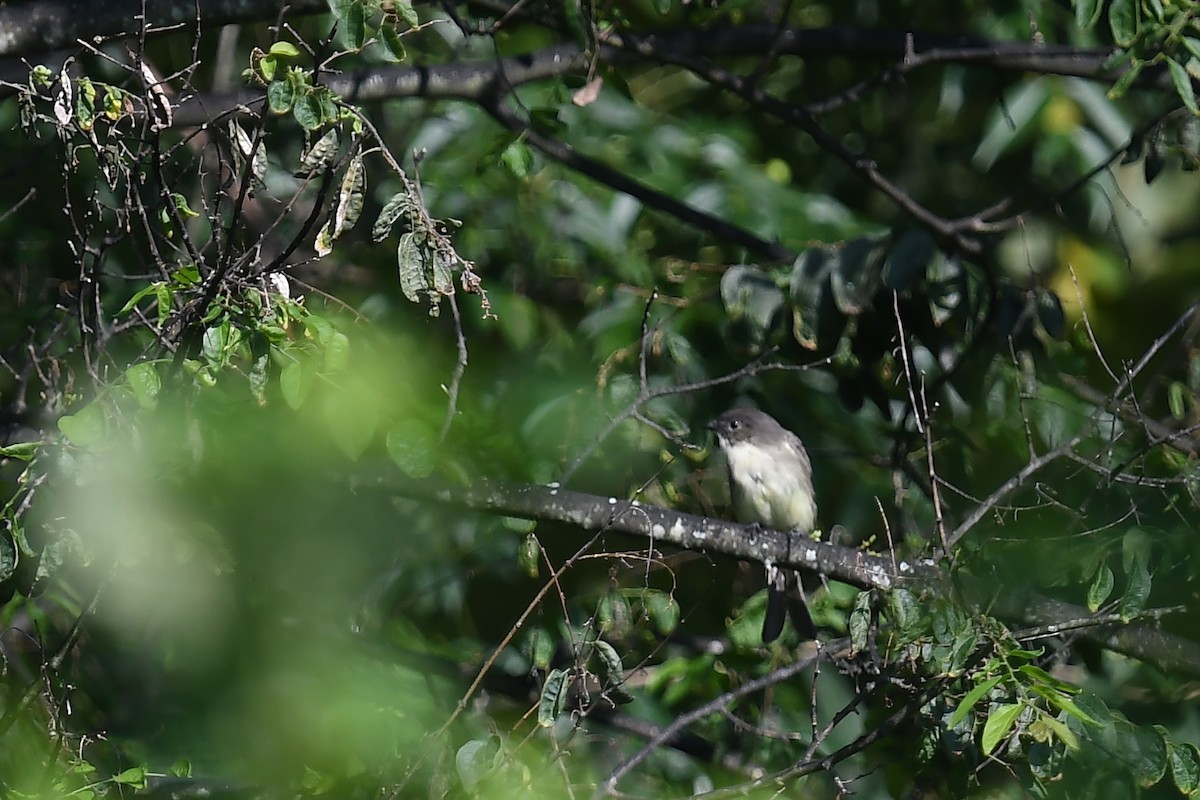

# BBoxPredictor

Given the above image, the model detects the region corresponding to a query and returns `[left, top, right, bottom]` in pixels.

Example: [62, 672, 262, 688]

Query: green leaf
[324, 389, 378, 460]
[294, 92, 324, 131]
[345, 0, 367, 50]
[593, 639, 624, 687]
[1170, 742, 1200, 796]
[58, 403, 107, 446]
[1108, 0, 1138, 47]
[201, 324, 229, 366]
[323, 331, 351, 373]
[125, 362, 161, 409]
[949, 675, 1003, 728]
[1075, 0, 1103, 30]
[0, 442, 39, 461]
[647, 591, 680, 634]
[1086, 563, 1114, 611]
[259, 54, 277, 82]
[391, 0, 419, 27]
[518, 533, 540, 578]
[1039, 713, 1080, 751]
[455, 739, 497, 792]
[386, 420, 437, 477]
[397, 231, 429, 303]
[831, 235, 886, 315]
[112, 767, 146, 787]
[848, 590, 871, 653]
[299, 128, 339, 175]
[500, 138, 533, 179]
[537, 668, 568, 727]
[379, 25, 407, 61]
[1128, 725, 1168, 787]
[119, 283, 164, 316]
[1167, 58, 1200, 115]
[280, 359, 316, 409]
[334, 155, 365, 236]
[981, 702, 1023, 755]
[269, 41, 301, 58]
[1120, 528, 1152, 620]
[372, 192, 411, 241]
[75, 76, 96, 131]
[267, 79, 296, 114]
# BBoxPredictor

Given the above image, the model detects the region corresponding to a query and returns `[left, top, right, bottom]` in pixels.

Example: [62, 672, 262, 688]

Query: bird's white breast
[723, 440, 816, 533]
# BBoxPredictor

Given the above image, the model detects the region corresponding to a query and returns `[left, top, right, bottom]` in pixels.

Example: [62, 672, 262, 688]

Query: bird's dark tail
[762, 568, 817, 643]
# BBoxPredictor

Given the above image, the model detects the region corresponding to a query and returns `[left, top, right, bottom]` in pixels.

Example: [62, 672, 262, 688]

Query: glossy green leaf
[1108, 0, 1138, 46]
[949, 675, 1003, 728]
[1170, 742, 1200, 796]
[293, 92, 324, 131]
[392, 0, 419, 27]
[267, 78, 295, 114]
[981, 702, 1023, 755]
[1086, 563, 1114, 611]
[1168, 58, 1200, 115]
[379, 24, 407, 62]
[268, 41, 301, 57]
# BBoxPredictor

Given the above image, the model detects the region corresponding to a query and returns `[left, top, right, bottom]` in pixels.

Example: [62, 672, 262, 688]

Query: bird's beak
[704, 419, 718, 433]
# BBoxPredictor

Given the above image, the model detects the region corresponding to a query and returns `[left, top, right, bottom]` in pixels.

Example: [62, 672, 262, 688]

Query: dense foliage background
[1, 0, 1200, 797]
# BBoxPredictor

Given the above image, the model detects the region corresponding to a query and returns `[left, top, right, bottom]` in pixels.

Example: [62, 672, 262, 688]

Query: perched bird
[707, 407, 818, 643]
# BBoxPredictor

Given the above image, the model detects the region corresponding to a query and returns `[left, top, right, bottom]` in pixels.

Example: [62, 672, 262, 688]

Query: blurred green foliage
[1, 0, 1200, 798]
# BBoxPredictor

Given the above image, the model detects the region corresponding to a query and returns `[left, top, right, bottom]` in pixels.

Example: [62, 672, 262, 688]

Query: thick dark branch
[350, 471, 1200, 678]
[0, 0, 328, 58]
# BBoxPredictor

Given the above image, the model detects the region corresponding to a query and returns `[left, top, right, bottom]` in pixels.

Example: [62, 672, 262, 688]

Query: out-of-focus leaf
[1075, 0, 1103, 30]
[949, 675, 1003, 728]
[883, 229, 934, 291]
[1120, 528, 1152, 619]
[831, 236, 885, 315]
[280, 359, 315, 409]
[126, 362, 161, 409]
[1036, 289, 1065, 338]
[58, 403, 106, 446]
[386, 420, 436, 477]
[455, 739, 497, 791]
[720, 265, 784, 350]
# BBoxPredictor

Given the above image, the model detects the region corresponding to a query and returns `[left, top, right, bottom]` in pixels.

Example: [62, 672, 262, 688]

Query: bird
[707, 407, 818, 643]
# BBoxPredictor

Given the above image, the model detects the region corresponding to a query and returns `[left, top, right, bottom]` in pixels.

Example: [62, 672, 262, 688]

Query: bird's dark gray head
[706, 407, 785, 447]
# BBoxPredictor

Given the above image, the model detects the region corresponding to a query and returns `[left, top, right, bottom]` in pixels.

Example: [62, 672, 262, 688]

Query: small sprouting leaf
[334, 156, 365, 235]
[280, 359, 315, 409]
[30, 65, 53, 88]
[1169, 381, 1187, 420]
[119, 283, 165, 316]
[386, 420, 437, 477]
[267, 79, 296, 114]
[397, 231, 429, 303]
[379, 25, 407, 62]
[269, 41, 302, 58]
[171, 192, 199, 218]
[1087, 563, 1115, 611]
[537, 669, 568, 727]
[372, 192, 411, 241]
[981, 702, 1023, 755]
[258, 54, 278, 82]
[76, 76, 96, 131]
[299, 128, 339, 175]
[103, 85, 124, 120]
[126, 362, 161, 409]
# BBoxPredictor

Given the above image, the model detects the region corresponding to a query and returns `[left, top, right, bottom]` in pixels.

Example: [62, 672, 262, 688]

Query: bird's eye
[729, 419, 740, 430]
